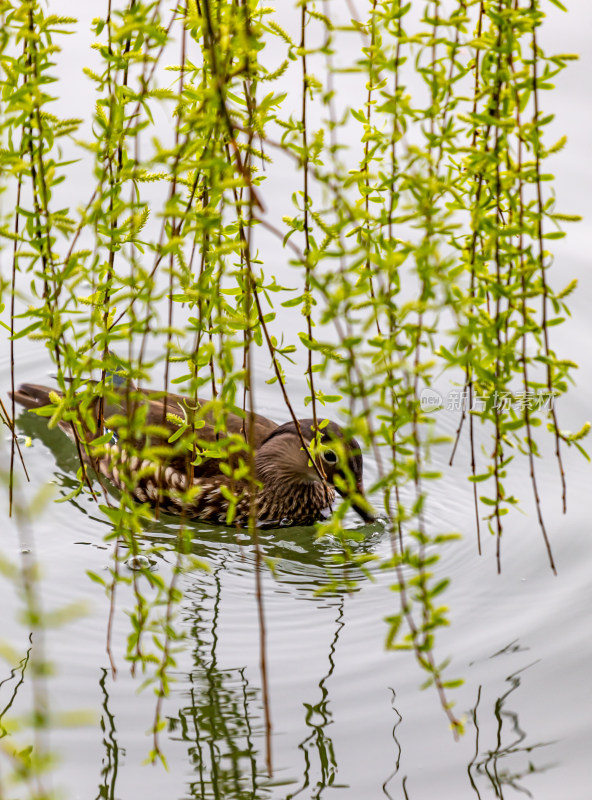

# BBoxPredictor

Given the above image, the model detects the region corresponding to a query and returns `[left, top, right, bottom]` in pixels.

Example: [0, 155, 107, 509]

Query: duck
[12, 381, 376, 528]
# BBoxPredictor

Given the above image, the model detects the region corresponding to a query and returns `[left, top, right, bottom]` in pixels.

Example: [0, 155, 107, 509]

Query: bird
[11, 380, 376, 529]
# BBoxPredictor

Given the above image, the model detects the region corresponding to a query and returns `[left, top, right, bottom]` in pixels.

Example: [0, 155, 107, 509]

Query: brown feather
[11, 382, 375, 527]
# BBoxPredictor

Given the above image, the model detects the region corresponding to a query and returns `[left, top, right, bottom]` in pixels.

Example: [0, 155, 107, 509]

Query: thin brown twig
[531, 12, 566, 515]
[8, 171, 29, 508]
[1, 397, 30, 484]
[300, 0, 319, 435]
[203, 0, 274, 770]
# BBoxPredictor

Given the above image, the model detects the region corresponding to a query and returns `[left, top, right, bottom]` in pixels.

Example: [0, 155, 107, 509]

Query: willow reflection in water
[378, 654, 556, 800]
[96, 668, 121, 800]
[467, 660, 556, 799]
[0, 636, 32, 739]
[0, 523, 567, 800]
[284, 599, 343, 799]
[163, 545, 354, 800]
[170, 557, 267, 800]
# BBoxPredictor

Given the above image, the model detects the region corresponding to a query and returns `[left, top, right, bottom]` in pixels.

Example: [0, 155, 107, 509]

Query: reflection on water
[16, 410, 81, 476]
[0, 635, 32, 739]
[467, 659, 556, 799]
[165, 561, 349, 800]
[96, 668, 122, 800]
[285, 599, 343, 800]
[382, 690, 404, 800]
[168, 556, 270, 800]
[145, 520, 376, 799]
[15, 409, 109, 525]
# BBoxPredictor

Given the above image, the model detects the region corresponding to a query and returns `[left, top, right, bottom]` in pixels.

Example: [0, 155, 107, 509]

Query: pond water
[1, 2, 592, 799]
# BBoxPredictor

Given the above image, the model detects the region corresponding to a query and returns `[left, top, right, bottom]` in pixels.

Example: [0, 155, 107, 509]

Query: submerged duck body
[12, 383, 375, 528]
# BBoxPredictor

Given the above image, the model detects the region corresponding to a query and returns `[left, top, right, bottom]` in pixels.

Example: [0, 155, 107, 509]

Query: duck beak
[351, 481, 377, 523]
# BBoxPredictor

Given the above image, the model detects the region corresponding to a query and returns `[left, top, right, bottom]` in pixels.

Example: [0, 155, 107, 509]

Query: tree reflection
[164, 548, 367, 800]
[286, 598, 343, 799]
[467, 658, 556, 798]
[95, 667, 122, 800]
[0, 635, 32, 740]
[167, 556, 269, 800]
[382, 690, 404, 800]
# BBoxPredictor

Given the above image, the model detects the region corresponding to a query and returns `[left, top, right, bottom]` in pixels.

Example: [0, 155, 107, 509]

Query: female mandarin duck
[12, 381, 375, 528]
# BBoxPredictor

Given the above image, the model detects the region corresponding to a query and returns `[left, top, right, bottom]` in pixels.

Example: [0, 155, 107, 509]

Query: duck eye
[321, 449, 338, 464]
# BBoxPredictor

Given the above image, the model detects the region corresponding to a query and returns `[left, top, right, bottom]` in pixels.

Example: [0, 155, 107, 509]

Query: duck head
[257, 418, 376, 524]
